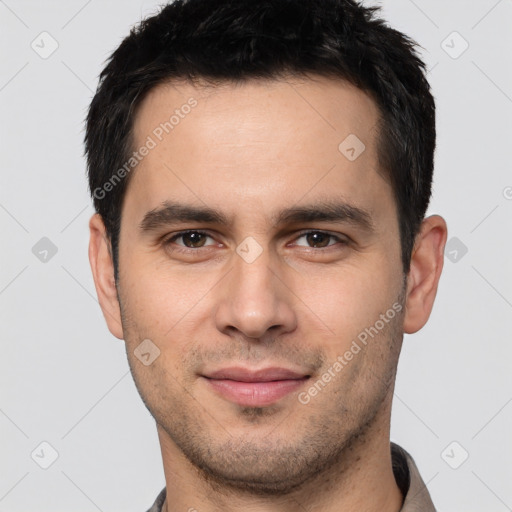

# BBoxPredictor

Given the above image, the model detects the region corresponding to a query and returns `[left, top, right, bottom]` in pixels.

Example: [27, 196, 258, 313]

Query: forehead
[133, 75, 381, 150]
[125, 75, 389, 223]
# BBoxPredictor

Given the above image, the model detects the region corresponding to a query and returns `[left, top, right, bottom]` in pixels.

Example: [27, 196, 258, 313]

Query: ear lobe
[88, 213, 124, 340]
[403, 215, 448, 334]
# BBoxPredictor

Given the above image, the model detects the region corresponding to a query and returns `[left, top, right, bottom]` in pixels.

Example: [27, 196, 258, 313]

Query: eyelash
[162, 230, 349, 253]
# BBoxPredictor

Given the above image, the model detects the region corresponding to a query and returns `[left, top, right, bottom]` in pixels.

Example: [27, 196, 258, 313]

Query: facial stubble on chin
[150, 353, 400, 497]
[118, 280, 407, 497]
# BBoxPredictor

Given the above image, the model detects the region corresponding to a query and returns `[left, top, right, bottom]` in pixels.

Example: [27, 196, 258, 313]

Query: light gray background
[1, 0, 511, 511]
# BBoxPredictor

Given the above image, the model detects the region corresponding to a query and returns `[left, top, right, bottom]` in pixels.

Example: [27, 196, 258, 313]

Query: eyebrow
[139, 199, 374, 234]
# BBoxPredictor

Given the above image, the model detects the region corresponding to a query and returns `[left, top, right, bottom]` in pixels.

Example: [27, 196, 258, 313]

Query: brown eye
[305, 232, 331, 248]
[180, 231, 208, 248]
[295, 231, 345, 249]
[165, 230, 214, 249]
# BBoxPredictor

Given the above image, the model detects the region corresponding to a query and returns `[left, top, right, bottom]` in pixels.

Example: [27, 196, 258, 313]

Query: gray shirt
[145, 443, 436, 511]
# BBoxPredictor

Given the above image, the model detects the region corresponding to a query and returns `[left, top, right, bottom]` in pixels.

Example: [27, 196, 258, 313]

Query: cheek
[295, 259, 401, 349]
[118, 250, 213, 335]
[118, 265, 223, 388]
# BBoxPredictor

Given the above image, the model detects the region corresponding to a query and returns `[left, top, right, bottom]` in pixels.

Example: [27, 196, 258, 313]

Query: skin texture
[89, 75, 447, 512]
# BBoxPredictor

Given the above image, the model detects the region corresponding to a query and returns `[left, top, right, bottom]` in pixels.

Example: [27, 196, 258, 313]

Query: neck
[157, 401, 403, 512]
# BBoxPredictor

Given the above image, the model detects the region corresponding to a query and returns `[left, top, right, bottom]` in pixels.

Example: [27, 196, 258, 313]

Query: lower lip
[204, 377, 309, 407]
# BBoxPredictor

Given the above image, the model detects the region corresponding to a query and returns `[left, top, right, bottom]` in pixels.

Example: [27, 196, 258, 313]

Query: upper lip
[204, 367, 309, 382]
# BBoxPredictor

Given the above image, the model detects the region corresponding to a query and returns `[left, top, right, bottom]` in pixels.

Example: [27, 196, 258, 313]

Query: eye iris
[183, 232, 207, 248]
[307, 232, 330, 248]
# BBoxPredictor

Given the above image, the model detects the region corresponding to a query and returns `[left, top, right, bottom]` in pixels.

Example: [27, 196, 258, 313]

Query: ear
[403, 215, 448, 334]
[88, 213, 124, 339]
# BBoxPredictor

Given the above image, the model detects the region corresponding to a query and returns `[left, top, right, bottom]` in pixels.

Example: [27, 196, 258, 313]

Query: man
[86, 0, 447, 510]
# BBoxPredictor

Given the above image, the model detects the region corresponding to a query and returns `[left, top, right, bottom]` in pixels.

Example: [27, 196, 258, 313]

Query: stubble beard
[119, 286, 406, 497]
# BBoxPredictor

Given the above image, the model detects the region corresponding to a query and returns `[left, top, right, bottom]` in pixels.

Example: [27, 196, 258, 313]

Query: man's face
[116, 76, 406, 492]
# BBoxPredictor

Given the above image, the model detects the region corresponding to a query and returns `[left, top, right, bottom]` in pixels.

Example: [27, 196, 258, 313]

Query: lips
[206, 367, 308, 382]
[202, 367, 310, 407]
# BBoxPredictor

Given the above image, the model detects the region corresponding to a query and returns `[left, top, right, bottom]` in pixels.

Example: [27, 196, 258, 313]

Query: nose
[214, 244, 297, 340]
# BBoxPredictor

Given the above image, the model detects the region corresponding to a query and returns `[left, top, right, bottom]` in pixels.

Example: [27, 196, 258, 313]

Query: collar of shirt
[145, 442, 436, 512]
